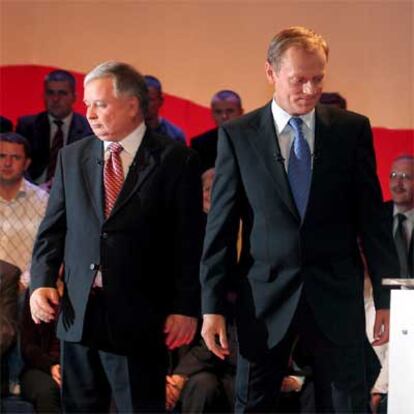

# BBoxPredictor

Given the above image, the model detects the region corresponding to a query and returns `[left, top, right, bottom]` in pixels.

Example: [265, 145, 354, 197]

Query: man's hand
[165, 374, 186, 411]
[50, 364, 61, 387]
[164, 314, 197, 350]
[201, 314, 229, 360]
[30, 288, 60, 324]
[372, 309, 390, 346]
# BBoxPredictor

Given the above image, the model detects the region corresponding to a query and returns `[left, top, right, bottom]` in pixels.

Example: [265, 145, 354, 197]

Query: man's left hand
[372, 309, 390, 346]
[164, 314, 197, 349]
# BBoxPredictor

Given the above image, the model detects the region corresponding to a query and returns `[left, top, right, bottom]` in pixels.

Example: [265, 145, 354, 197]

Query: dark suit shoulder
[71, 112, 92, 129]
[151, 131, 199, 163]
[191, 128, 218, 147]
[17, 111, 48, 125]
[226, 104, 268, 130]
[317, 104, 369, 125]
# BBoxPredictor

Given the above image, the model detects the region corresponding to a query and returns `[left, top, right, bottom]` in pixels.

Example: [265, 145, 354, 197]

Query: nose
[302, 81, 316, 95]
[4, 155, 12, 167]
[86, 105, 97, 120]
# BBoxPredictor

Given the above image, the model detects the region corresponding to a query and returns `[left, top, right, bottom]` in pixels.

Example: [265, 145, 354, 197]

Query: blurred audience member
[20, 289, 61, 413]
[386, 154, 414, 278]
[319, 92, 347, 109]
[0, 116, 13, 133]
[0, 132, 49, 395]
[0, 260, 20, 396]
[144, 75, 186, 144]
[16, 69, 92, 187]
[191, 90, 243, 172]
[0, 133, 49, 289]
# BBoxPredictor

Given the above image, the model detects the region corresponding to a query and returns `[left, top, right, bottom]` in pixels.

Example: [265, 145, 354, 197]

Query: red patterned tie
[104, 142, 124, 218]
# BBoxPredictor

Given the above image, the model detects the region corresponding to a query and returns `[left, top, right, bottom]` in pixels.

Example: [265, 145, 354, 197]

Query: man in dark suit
[29, 61, 203, 412]
[200, 27, 398, 412]
[16, 69, 92, 186]
[191, 90, 243, 172]
[386, 154, 414, 277]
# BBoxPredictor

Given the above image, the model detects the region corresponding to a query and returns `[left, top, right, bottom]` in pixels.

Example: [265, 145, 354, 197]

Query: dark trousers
[20, 369, 61, 413]
[180, 371, 235, 413]
[235, 297, 371, 413]
[61, 291, 168, 413]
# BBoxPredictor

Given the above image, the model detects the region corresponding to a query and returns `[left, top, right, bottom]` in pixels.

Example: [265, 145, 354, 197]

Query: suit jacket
[30, 130, 204, 351]
[191, 128, 219, 172]
[0, 260, 20, 355]
[16, 111, 92, 181]
[201, 103, 398, 356]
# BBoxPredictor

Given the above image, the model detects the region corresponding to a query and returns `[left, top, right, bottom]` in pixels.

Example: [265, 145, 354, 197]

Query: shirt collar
[0, 179, 29, 202]
[104, 122, 146, 155]
[271, 99, 315, 135]
[48, 112, 73, 127]
[393, 205, 414, 222]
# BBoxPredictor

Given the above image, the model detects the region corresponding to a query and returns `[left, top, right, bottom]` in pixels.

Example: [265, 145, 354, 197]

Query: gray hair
[84, 61, 149, 115]
[267, 26, 329, 72]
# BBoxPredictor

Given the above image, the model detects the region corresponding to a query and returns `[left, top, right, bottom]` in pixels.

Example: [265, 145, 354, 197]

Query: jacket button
[102, 232, 108, 239]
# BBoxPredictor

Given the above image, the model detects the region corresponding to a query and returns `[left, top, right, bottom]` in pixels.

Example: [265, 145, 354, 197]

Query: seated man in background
[16, 69, 92, 187]
[0, 132, 49, 395]
[144, 75, 186, 144]
[0, 260, 20, 396]
[191, 90, 243, 172]
[319, 92, 347, 110]
[386, 154, 414, 278]
[20, 287, 62, 414]
[0, 133, 49, 292]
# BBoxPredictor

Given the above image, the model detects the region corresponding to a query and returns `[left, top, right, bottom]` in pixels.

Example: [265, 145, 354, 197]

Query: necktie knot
[108, 142, 123, 155]
[397, 213, 407, 225]
[53, 119, 63, 129]
[288, 117, 303, 132]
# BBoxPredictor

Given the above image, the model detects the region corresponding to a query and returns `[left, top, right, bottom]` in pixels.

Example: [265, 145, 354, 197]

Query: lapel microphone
[96, 158, 104, 166]
[274, 152, 285, 163]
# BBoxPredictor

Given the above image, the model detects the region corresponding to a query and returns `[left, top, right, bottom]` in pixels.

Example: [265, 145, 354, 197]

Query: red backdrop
[1, 65, 412, 200]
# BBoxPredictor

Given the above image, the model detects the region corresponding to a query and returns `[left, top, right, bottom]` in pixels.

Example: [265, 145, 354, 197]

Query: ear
[128, 96, 140, 113]
[265, 61, 276, 85]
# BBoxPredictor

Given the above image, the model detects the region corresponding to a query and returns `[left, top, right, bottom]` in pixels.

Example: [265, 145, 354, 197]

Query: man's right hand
[30, 288, 60, 324]
[201, 314, 230, 360]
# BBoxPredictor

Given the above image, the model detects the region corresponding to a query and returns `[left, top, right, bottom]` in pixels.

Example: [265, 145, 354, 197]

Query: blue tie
[287, 117, 312, 219]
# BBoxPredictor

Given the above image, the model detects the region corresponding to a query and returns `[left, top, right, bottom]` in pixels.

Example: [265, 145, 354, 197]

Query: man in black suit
[386, 154, 414, 277]
[191, 90, 243, 172]
[29, 61, 203, 412]
[16, 69, 92, 186]
[200, 27, 398, 412]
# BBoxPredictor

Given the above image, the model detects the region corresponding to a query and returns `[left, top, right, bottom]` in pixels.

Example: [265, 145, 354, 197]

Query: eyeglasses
[390, 171, 413, 180]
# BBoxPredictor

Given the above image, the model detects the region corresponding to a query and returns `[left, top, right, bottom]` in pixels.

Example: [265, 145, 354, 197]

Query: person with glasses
[386, 154, 414, 278]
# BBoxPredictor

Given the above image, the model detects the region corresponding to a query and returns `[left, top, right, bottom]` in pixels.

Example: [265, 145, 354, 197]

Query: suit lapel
[248, 103, 299, 220]
[110, 130, 161, 217]
[36, 113, 51, 159]
[80, 139, 105, 223]
[306, 105, 332, 211]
